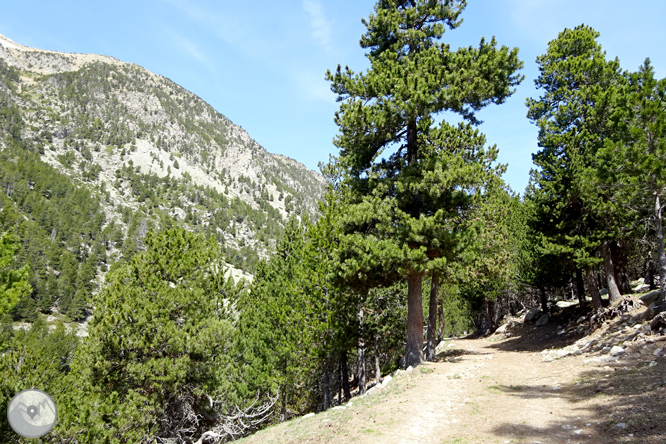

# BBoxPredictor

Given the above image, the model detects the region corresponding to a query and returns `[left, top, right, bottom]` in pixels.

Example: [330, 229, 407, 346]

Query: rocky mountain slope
[0, 33, 325, 274]
[0, 32, 326, 321]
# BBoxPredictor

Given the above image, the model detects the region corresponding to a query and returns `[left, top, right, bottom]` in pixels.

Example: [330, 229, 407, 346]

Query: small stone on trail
[406, 365, 413, 372]
[303, 413, 315, 418]
[655, 348, 663, 357]
[536, 314, 549, 326]
[610, 346, 625, 357]
[616, 422, 627, 429]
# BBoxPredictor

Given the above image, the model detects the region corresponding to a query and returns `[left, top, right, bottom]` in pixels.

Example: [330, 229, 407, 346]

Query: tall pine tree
[526, 25, 627, 304]
[597, 59, 666, 301]
[327, 0, 523, 366]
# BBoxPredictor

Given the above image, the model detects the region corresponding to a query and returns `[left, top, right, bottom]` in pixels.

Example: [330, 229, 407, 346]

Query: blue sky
[1, 0, 665, 194]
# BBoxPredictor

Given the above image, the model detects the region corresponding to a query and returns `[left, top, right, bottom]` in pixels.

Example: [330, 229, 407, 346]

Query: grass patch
[486, 385, 502, 394]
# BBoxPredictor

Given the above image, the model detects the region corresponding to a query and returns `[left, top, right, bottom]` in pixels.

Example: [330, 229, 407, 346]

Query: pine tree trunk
[601, 240, 622, 303]
[341, 351, 351, 402]
[610, 241, 632, 294]
[437, 292, 445, 343]
[645, 258, 656, 290]
[374, 338, 382, 385]
[405, 270, 424, 367]
[280, 391, 288, 422]
[322, 366, 330, 410]
[539, 287, 548, 313]
[585, 267, 603, 310]
[426, 273, 439, 361]
[338, 359, 343, 405]
[485, 300, 495, 332]
[357, 306, 366, 395]
[575, 268, 585, 306]
[655, 194, 666, 302]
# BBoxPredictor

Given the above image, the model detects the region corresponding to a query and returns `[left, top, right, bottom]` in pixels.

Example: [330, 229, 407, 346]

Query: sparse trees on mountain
[327, 0, 523, 366]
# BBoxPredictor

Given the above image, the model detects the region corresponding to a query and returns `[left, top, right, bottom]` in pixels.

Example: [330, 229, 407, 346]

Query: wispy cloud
[171, 33, 215, 71]
[292, 69, 335, 103]
[302, 0, 333, 56]
[160, 0, 281, 63]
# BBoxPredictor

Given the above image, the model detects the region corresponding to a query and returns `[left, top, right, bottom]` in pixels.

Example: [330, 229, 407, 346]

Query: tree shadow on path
[489, 351, 666, 443]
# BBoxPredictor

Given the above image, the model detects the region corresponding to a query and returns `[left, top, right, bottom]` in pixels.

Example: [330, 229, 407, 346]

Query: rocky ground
[237, 294, 666, 444]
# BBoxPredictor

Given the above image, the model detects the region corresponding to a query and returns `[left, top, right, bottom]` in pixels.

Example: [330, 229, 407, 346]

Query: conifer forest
[0, 1, 665, 443]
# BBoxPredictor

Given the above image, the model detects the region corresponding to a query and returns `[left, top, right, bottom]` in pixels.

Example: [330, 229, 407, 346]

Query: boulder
[435, 341, 448, 355]
[634, 284, 650, 293]
[494, 323, 509, 334]
[646, 302, 666, 320]
[610, 346, 625, 357]
[536, 313, 550, 327]
[639, 290, 662, 306]
[650, 312, 666, 332]
[630, 277, 645, 287]
[524, 308, 542, 323]
[381, 375, 392, 387]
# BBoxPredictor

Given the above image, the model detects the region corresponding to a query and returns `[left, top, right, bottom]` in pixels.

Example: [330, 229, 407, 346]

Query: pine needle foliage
[56, 227, 238, 443]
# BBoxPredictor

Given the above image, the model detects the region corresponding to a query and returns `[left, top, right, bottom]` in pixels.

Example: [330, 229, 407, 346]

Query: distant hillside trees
[0, 231, 31, 316]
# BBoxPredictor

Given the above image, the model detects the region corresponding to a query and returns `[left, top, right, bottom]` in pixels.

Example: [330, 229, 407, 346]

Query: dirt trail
[239, 311, 666, 444]
[389, 337, 619, 444]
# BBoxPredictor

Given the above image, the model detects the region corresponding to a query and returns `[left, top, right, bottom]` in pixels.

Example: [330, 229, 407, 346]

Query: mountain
[0, 33, 326, 320]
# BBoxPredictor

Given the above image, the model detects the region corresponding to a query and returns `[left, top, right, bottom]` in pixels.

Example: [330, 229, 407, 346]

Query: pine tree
[597, 59, 666, 301]
[526, 25, 627, 304]
[234, 217, 324, 420]
[0, 319, 78, 441]
[0, 231, 31, 316]
[57, 227, 237, 443]
[327, 0, 522, 366]
[456, 179, 521, 331]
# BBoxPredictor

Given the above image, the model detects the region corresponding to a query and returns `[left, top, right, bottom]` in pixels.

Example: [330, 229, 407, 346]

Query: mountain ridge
[0, 31, 326, 320]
